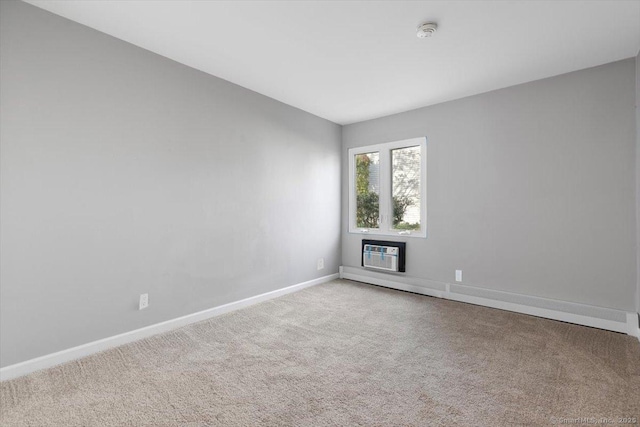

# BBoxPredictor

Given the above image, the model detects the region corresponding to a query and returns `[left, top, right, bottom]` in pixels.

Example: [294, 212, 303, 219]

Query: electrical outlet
[455, 270, 463, 282]
[139, 293, 149, 310]
[317, 258, 324, 270]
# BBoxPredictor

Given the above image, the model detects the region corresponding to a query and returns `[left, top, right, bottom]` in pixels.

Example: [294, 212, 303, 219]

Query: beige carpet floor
[1, 279, 639, 426]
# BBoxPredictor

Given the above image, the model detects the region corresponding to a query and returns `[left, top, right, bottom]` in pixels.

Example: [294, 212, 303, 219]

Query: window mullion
[379, 147, 391, 234]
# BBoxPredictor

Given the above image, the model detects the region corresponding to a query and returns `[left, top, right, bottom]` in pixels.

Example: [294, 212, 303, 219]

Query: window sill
[348, 229, 427, 239]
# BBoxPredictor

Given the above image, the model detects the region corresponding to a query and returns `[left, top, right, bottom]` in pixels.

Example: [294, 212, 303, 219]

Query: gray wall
[0, 1, 341, 367]
[342, 59, 637, 312]
[636, 50, 640, 317]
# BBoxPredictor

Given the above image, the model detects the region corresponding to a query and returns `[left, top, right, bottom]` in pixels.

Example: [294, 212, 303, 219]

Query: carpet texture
[1, 279, 639, 426]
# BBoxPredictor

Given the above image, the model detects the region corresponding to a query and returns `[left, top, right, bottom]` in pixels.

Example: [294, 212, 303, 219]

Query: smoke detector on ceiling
[417, 22, 438, 38]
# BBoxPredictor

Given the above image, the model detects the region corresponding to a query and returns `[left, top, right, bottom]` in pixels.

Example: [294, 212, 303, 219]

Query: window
[349, 137, 426, 237]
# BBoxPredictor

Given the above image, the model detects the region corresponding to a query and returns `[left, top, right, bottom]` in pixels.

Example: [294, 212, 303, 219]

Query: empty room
[1, 0, 639, 425]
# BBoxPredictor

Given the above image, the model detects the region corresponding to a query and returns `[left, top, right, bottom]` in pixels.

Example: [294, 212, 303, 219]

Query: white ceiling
[25, 0, 640, 125]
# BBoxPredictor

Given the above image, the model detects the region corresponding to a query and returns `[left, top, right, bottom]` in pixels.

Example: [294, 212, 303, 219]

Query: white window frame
[348, 137, 427, 238]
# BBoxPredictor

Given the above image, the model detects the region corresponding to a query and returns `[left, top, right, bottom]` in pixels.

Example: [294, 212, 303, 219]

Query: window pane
[392, 146, 421, 231]
[355, 152, 380, 228]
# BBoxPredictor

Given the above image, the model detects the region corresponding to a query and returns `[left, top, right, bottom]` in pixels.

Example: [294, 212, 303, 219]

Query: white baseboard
[341, 270, 444, 299]
[626, 313, 640, 337]
[0, 273, 339, 382]
[630, 313, 640, 343]
[340, 266, 636, 337]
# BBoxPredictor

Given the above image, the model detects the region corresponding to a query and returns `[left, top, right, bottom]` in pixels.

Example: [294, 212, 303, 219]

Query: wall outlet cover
[139, 293, 149, 310]
[317, 258, 325, 270]
[455, 270, 463, 282]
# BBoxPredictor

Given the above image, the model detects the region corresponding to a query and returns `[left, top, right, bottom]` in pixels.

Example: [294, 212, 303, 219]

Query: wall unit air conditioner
[361, 240, 406, 273]
[363, 244, 398, 271]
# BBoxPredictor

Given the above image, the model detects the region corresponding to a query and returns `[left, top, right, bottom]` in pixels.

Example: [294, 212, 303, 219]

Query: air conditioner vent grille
[363, 244, 399, 272]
